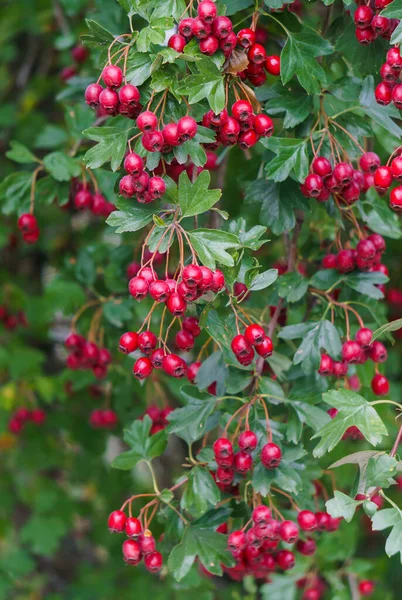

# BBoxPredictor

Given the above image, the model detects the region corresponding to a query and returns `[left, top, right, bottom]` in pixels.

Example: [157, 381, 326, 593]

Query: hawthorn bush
[1, 0, 402, 598]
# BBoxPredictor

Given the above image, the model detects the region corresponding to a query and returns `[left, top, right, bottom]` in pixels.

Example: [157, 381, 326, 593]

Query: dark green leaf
[106, 198, 161, 233]
[326, 491, 361, 523]
[181, 467, 220, 517]
[178, 171, 221, 218]
[83, 126, 129, 171]
[6, 141, 39, 164]
[187, 229, 239, 269]
[167, 388, 217, 444]
[277, 272, 308, 303]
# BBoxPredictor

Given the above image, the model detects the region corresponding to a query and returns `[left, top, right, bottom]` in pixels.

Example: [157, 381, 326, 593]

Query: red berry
[197, 0, 217, 23]
[187, 361, 201, 383]
[150, 348, 165, 369]
[265, 55, 280, 76]
[304, 173, 324, 197]
[238, 129, 259, 149]
[372, 15, 390, 35]
[342, 340, 362, 363]
[237, 28, 256, 49]
[238, 430, 258, 453]
[166, 292, 187, 317]
[371, 373, 389, 396]
[231, 334, 252, 358]
[276, 549, 295, 570]
[354, 6, 373, 28]
[129, 276, 149, 300]
[17, 213, 37, 232]
[182, 316, 201, 337]
[162, 123, 179, 147]
[318, 353, 334, 376]
[359, 152, 380, 174]
[142, 131, 164, 152]
[213, 437, 233, 459]
[368, 233, 386, 253]
[144, 551, 163, 572]
[315, 511, 330, 531]
[192, 17, 211, 39]
[312, 156, 332, 177]
[220, 117, 241, 144]
[375, 82, 392, 106]
[355, 327, 373, 348]
[162, 354, 187, 378]
[297, 510, 317, 532]
[175, 329, 195, 351]
[369, 340, 388, 362]
[228, 530, 247, 551]
[232, 100, 253, 122]
[248, 43, 267, 64]
[149, 280, 170, 302]
[119, 175, 135, 198]
[297, 537, 317, 556]
[261, 442, 281, 469]
[359, 580, 375, 596]
[30, 408, 46, 425]
[333, 162, 353, 186]
[138, 330, 157, 354]
[216, 467, 234, 485]
[252, 505, 272, 526]
[122, 539, 142, 565]
[168, 33, 186, 52]
[212, 16, 232, 39]
[125, 517, 142, 538]
[255, 336, 273, 358]
[124, 152, 144, 176]
[211, 269, 225, 292]
[380, 61, 398, 82]
[108, 510, 127, 533]
[182, 264, 202, 287]
[333, 361, 348, 377]
[253, 114, 273, 138]
[102, 65, 123, 88]
[390, 185, 402, 210]
[234, 450, 253, 473]
[133, 357, 153, 379]
[244, 324, 265, 346]
[356, 27, 375, 45]
[279, 520, 299, 543]
[179, 18, 194, 38]
[199, 35, 219, 55]
[322, 254, 338, 269]
[85, 83, 103, 108]
[337, 249, 355, 273]
[177, 116, 197, 142]
[137, 111, 158, 132]
[139, 534, 156, 555]
[394, 83, 402, 109]
[357, 239, 376, 260]
[387, 46, 402, 69]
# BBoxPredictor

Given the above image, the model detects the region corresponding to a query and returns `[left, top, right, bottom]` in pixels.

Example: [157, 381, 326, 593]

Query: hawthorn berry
[279, 520, 299, 543]
[149, 280, 170, 302]
[122, 539, 142, 565]
[129, 276, 149, 300]
[144, 551, 163, 572]
[371, 373, 389, 396]
[261, 442, 281, 469]
[133, 357, 153, 379]
[276, 549, 295, 570]
[108, 510, 127, 533]
[228, 530, 247, 551]
[369, 340, 388, 362]
[297, 510, 317, 532]
[238, 430, 258, 453]
[162, 354, 187, 378]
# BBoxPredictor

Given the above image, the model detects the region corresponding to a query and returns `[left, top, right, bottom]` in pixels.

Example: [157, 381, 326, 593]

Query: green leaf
[293, 320, 342, 373]
[178, 171, 221, 218]
[167, 388, 217, 444]
[126, 51, 153, 86]
[83, 126, 129, 171]
[371, 508, 402, 562]
[106, 198, 161, 233]
[326, 491, 361, 523]
[6, 141, 39, 164]
[187, 229, 239, 269]
[176, 58, 225, 114]
[42, 152, 80, 182]
[103, 302, 132, 327]
[82, 19, 115, 48]
[381, 0, 402, 18]
[365, 454, 398, 489]
[0, 172, 32, 215]
[9, 347, 45, 379]
[249, 268, 278, 291]
[202, 310, 238, 351]
[151, 0, 186, 20]
[168, 526, 234, 581]
[277, 272, 308, 303]
[20, 516, 68, 556]
[360, 188, 402, 239]
[281, 30, 334, 94]
[112, 415, 167, 469]
[181, 467, 220, 517]
[261, 574, 298, 600]
[137, 17, 173, 52]
[372, 318, 402, 342]
[263, 137, 309, 183]
[360, 76, 402, 139]
[312, 389, 388, 458]
[344, 270, 388, 300]
[266, 87, 313, 129]
[229, 219, 268, 250]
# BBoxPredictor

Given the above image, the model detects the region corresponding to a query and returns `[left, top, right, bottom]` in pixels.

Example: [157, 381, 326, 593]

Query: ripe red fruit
[139, 534, 156, 555]
[192, 17, 211, 39]
[304, 173, 324, 197]
[138, 267, 156, 284]
[372, 15, 390, 35]
[124, 152, 144, 176]
[355, 327, 373, 348]
[318, 353, 334, 376]
[390, 156, 402, 181]
[297, 538, 317, 556]
[232, 100, 253, 122]
[368, 233, 386, 253]
[179, 18, 194, 38]
[356, 239, 376, 260]
[142, 131, 164, 152]
[333, 361, 348, 378]
[216, 467, 234, 485]
[187, 361, 201, 383]
[238, 130, 258, 149]
[354, 6, 373, 28]
[198, 0, 217, 22]
[261, 442, 281, 469]
[265, 55, 280, 76]
[175, 329, 195, 351]
[315, 511, 330, 531]
[85, 83, 103, 108]
[30, 408, 46, 425]
[119, 175, 136, 198]
[252, 505, 272, 526]
[322, 254, 338, 269]
[133, 357, 153, 379]
[359, 580, 375, 596]
[137, 111, 158, 132]
[297, 510, 317, 532]
[248, 43, 267, 64]
[108, 510, 127, 533]
[199, 34, 219, 55]
[238, 430, 258, 453]
[234, 450, 253, 473]
[342, 340, 362, 363]
[359, 152, 380, 173]
[138, 330, 157, 354]
[122, 539, 142, 565]
[144, 551, 163, 572]
[393, 83, 402, 109]
[211, 269, 225, 292]
[213, 437, 233, 459]
[255, 336, 273, 358]
[18, 213, 37, 232]
[369, 340, 388, 362]
[220, 117, 241, 143]
[162, 354, 187, 378]
[237, 28, 256, 49]
[128, 276, 149, 300]
[168, 33, 186, 52]
[166, 292, 187, 317]
[387, 46, 402, 69]
[279, 520, 299, 543]
[244, 324, 265, 346]
[371, 373, 389, 396]
[162, 123, 179, 147]
[337, 249, 355, 273]
[228, 530, 247, 551]
[182, 317, 201, 337]
[355, 27, 375, 45]
[254, 114, 274, 137]
[333, 162, 354, 185]
[375, 82, 392, 105]
[212, 16, 232, 39]
[102, 65, 123, 88]
[182, 264, 203, 287]
[148, 281, 169, 305]
[390, 185, 402, 210]
[312, 156, 332, 177]
[177, 116, 198, 142]
[125, 517, 142, 538]
[231, 334, 252, 357]
[150, 348, 165, 369]
[276, 549, 295, 570]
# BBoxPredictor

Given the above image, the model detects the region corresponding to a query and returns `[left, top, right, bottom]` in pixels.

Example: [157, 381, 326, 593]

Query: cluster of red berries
[85, 65, 142, 119]
[354, 3, 398, 45]
[322, 233, 386, 274]
[169, 1, 236, 57]
[155, 150, 219, 183]
[89, 408, 118, 429]
[70, 180, 115, 216]
[8, 407, 46, 435]
[213, 434, 281, 485]
[143, 404, 173, 435]
[17, 213, 39, 244]
[60, 43, 89, 82]
[0, 305, 27, 331]
[65, 334, 112, 379]
[224, 505, 340, 582]
[140, 112, 198, 153]
[108, 511, 163, 572]
[202, 100, 274, 149]
[231, 324, 273, 366]
[376, 46, 402, 110]
[301, 153, 378, 205]
[370, 148, 402, 210]
[319, 330, 389, 395]
[119, 151, 166, 203]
